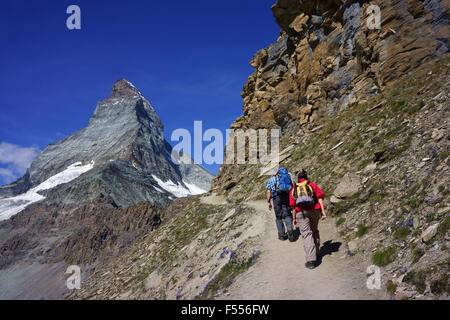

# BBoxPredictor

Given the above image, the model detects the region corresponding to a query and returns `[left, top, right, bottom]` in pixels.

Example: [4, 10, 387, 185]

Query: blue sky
[0, 0, 280, 185]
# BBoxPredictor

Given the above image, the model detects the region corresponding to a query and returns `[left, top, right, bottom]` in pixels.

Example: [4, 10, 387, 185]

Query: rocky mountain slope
[213, 0, 450, 299]
[0, 79, 214, 299]
[65, 1, 449, 300]
[65, 57, 449, 301]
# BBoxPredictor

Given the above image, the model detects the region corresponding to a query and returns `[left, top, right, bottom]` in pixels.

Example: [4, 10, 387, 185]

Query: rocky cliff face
[231, 0, 448, 133]
[214, 0, 449, 191]
[0, 79, 214, 299]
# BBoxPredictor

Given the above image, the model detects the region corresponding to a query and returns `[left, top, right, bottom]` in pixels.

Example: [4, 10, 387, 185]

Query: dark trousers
[273, 194, 293, 237]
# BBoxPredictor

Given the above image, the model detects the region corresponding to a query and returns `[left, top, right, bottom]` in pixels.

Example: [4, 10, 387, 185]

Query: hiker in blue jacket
[266, 167, 294, 242]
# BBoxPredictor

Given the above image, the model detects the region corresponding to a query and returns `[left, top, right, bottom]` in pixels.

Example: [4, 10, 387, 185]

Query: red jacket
[289, 179, 325, 212]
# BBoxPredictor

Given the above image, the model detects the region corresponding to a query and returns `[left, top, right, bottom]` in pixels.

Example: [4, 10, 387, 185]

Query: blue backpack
[275, 168, 292, 193]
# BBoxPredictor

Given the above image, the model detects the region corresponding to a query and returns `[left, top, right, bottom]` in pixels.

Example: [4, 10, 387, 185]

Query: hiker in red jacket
[289, 169, 327, 269]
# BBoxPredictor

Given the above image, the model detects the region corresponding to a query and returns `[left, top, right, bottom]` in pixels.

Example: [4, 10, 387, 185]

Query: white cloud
[0, 168, 16, 182]
[0, 142, 40, 185]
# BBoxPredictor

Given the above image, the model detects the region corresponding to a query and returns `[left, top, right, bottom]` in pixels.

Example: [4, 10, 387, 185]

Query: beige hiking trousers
[296, 209, 321, 262]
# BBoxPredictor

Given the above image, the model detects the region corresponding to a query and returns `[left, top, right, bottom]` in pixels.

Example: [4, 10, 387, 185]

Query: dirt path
[217, 200, 386, 300]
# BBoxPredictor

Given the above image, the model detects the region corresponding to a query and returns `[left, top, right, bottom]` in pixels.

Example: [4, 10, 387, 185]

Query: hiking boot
[305, 261, 316, 269]
[287, 228, 294, 242]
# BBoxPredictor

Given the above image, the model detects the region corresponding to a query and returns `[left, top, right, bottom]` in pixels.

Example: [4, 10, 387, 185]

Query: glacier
[0, 161, 94, 221]
[152, 175, 207, 198]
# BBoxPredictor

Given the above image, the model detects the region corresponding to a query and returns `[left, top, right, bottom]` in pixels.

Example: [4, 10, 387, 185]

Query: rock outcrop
[231, 0, 449, 133]
[214, 0, 449, 194]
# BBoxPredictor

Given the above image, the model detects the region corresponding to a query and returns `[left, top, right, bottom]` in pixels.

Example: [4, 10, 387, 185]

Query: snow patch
[151, 175, 206, 198]
[151, 175, 191, 198]
[183, 181, 207, 195]
[0, 161, 95, 221]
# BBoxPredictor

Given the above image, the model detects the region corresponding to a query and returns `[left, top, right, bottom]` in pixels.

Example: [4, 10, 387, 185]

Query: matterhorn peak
[110, 78, 142, 98]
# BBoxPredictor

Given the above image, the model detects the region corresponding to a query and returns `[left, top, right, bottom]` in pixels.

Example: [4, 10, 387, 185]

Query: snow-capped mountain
[0, 79, 214, 299]
[0, 79, 214, 220]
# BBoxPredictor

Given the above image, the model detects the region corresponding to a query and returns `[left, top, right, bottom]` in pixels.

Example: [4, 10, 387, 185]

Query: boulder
[421, 223, 439, 242]
[306, 83, 323, 102]
[413, 217, 420, 229]
[364, 163, 377, 171]
[348, 240, 358, 252]
[431, 129, 445, 142]
[330, 195, 342, 204]
[395, 289, 417, 300]
[333, 173, 362, 199]
[222, 209, 236, 222]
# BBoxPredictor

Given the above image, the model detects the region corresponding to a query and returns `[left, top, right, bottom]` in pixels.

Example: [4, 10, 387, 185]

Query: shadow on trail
[316, 240, 342, 267]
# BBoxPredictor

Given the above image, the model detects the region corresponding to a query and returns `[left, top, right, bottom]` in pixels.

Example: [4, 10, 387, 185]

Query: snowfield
[0, 161, 95, 221]
[182, 181, 208, 195]
[152, 175, 207, 198]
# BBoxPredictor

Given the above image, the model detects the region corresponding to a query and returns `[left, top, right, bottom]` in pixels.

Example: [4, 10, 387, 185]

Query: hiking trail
[210, 199, 387, 300]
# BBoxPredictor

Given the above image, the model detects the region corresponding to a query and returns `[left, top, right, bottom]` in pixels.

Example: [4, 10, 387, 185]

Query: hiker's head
[297, 169, 308, 181]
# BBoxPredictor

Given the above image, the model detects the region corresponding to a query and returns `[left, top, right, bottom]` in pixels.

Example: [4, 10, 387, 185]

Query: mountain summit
[110, 78, 143, 98]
